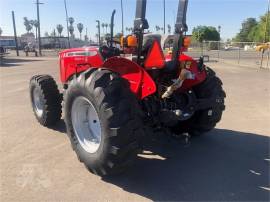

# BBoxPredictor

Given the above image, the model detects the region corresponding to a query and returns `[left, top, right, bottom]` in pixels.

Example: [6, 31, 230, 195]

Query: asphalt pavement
[0, 55, 269, 201]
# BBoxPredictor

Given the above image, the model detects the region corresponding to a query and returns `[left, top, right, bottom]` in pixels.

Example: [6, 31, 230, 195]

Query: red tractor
[30, 0, 225, 176]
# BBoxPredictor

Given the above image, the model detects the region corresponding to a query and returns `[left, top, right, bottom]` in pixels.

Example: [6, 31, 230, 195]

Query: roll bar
[133, 0, 189, 66]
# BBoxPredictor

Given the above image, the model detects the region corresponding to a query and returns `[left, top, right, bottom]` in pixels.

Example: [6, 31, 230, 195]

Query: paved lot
[0, 55, 269, 201]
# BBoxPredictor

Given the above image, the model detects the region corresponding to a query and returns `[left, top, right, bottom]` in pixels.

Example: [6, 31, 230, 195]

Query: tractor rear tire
[64, 68, 143, 176]
[189, 67, 226, 135]
[29, 75, 62, 127]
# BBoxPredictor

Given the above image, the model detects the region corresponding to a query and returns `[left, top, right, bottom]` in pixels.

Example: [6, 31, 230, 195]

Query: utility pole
[64, 0, 70, 48]
[96, 20, 101, 46]
[261, 0, 270, 68]
[121, 0, 124, 35]
[163, 0, 166, 34]
[35, 0, 43, 56]
[12, 11, 19, 56]
[218, 25, 221, 60]
[264, 0, 270, 43]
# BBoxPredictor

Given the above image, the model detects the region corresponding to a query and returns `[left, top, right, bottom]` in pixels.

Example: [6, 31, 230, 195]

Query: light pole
[261, 0, 270, 68]
[64, 0, 70, 48]
[12, 11, 19, 56]
[96, 20, 101, 46]
[163, 0, 165, 34]
[121, 0, 124, 35]
[264, 0, 270, 43]
[35, 0, 43, 56]
[218, 25, 221, 60]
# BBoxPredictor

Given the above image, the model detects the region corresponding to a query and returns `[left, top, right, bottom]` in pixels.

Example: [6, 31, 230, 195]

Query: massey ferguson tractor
[29, 0, 225, 176]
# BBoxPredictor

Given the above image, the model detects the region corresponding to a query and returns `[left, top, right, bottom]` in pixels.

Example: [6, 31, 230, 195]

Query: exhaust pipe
[110, 10, 116, 48]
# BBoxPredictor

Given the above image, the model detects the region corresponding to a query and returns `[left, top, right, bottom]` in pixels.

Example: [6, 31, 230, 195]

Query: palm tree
[0, 27, 2, 36]
[23, 17, 33, 33]
[160, 27, 164, 33]
[32, 20, 39, 39]
[77, 23, 84, 40]
[68, 25, 74, 38]
[56, 24, 64, 37]
[126, 27, 132, 33]
[68, 17, 74, 25]
[51, 29, 56, 37]
[95, 33, 99, 42]
[84, 34, 88, 42]
[101, 23, 105, 34]
[167, 24, 171, 34]
[155, 25, 158, 32]
[105, 23, 108, 34]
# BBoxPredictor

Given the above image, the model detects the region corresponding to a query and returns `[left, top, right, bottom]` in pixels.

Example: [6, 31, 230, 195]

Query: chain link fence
[187, 41, 270, 69]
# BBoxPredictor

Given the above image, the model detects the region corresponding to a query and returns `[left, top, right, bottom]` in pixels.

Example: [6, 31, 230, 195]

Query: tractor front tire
[189, 68, 226, 135]
[64, 68, 143, 176]
[29, 75, 62, 127]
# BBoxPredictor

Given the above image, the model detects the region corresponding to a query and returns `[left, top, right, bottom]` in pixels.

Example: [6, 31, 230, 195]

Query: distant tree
[167, 24, 171, 34]
[125, 27, 132, 33]
[84, 34, 88, 42]
[68, 25, 74, 38]
[32, 20, 39, 39]
[51, 29, 56, 37]
[105, 23, 108, 34]
[218, 25, 221, 34]
[192, 26, 220, 51]
[0, 27, 2, 36]
[101, 23, 105, 34]
[77, 23, 84, 40]
[247, 12, 270, 42]
[56, 24, 64, 37]
[44, 32, 49, 37]
[23, 17, 33, 33]
[68, 17, 74, 25]
[234, 18, 258, 42]
[192, 26, 220, 42]
[155, 25, 160, 32]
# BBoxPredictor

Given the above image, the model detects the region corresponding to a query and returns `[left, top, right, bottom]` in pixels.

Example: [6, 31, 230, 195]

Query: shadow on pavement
[104, 129, 270, 201]
[0, 57, 43, 67]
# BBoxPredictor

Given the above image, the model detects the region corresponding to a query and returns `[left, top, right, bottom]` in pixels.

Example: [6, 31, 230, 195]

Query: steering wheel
[99, 45, 120, 59]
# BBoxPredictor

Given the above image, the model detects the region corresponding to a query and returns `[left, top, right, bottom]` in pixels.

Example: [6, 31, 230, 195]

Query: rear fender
[165, 53, 207, 91]
[103, 57, 156, 99]
[59, 47, 103, 83]
[179, 54, 207, 91]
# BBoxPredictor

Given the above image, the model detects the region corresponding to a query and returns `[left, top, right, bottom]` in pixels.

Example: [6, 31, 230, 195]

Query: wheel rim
[71, 96, 102, 153]
[33, 87, 44, 117]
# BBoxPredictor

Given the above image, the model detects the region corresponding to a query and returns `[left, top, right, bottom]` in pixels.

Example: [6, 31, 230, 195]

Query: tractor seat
[143, 34, 162, 47]
[143, 34, 161, 51]
[142, 34, 162, 58]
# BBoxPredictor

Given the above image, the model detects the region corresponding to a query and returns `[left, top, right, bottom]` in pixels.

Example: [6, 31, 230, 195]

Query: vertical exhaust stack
[110, 10, 116, 48]
[172, 0, 189, 67]
[134, 0, 149, 64]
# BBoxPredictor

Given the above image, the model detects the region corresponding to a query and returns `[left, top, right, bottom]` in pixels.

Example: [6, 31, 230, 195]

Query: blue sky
[0, 0, 268, 40]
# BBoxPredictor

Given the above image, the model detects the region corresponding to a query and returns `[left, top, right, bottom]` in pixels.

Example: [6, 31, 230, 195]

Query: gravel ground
[0, 55, 269, 202]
